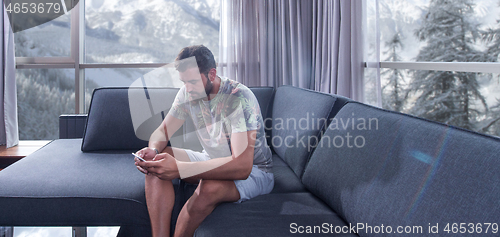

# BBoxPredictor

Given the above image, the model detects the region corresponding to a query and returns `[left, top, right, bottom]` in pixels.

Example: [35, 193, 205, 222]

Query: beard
[204, 74, 213, 97]
[188, 74, 213, 103]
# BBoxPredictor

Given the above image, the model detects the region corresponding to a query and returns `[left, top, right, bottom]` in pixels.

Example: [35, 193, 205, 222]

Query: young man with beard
[134, 45, 273, 237]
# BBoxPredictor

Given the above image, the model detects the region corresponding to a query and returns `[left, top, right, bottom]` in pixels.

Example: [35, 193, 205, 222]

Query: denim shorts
[184, 149, 274, 203]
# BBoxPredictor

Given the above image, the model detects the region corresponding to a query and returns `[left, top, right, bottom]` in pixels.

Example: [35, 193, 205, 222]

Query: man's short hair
[175, 45, 216, 74]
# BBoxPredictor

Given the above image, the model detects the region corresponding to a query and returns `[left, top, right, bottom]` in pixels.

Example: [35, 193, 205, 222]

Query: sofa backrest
[249, 87, 275, 143]
[302, 101, 500, 233]
[59, 114, 87, 139]
[328, 93, 351, 120]
[271, 86, 337, 178]
[82, 87, 275, 152]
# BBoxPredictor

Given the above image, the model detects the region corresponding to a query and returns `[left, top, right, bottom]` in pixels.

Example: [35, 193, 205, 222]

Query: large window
[365, 0, 500, 137]
[15, 0, 220, 140]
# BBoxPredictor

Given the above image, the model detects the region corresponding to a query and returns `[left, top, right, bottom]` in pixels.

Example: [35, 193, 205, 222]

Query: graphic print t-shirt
[168, 77, 272, 173]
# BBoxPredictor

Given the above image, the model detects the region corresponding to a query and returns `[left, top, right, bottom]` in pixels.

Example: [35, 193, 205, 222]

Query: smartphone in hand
[132, 152, 146, 162]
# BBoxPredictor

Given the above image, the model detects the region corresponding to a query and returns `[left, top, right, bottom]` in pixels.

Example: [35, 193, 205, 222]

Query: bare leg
[146, 147, 190, 237]
[173, 179, 240, 237]
[145, 175, 175, 237]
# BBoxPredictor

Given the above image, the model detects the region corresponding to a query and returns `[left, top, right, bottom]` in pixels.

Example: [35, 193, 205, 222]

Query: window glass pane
[13, 227, 72, 237]
[380, 68, 500, 137]
[364, 0, 378, 63]
[13, 227, 119, 237]
[376, 0, 500, 62]
[84, 0, 220, 63]
[364, 67, 380, 107]
[85, 67, 184, 111]
[87, 227, 120, 237]
[17, 69, 75, 140]
[14, 13, 71, 57]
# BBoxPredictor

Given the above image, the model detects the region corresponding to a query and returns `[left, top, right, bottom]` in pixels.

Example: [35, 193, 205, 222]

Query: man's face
[179, 67, 212, 101]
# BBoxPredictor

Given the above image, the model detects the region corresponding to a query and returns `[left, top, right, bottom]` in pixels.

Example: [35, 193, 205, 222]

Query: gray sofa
[1, 86, 499, 237]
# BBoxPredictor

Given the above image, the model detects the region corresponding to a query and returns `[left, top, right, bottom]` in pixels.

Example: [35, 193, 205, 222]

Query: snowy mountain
[84, 0, 220, 64]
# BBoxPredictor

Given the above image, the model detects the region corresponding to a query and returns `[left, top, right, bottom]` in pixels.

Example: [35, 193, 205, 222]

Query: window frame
[15, 1, 169, 113]
[367, 62, 500, 74]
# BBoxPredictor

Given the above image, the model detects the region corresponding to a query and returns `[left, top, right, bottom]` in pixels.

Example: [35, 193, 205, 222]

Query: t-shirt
[168, 76, 273, 173]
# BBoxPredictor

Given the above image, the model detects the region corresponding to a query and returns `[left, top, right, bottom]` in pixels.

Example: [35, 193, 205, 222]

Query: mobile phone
[132, 152, 146, 162]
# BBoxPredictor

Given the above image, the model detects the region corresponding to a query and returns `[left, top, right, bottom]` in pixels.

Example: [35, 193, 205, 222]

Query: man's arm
[135, 114, 185, 169]
[178, 130, 255, 180]
[148, 113, 185, 152]
[141, 130, 256, 181]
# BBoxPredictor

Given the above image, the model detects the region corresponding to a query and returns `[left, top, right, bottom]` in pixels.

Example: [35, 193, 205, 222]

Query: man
[134, 45, 273, 237]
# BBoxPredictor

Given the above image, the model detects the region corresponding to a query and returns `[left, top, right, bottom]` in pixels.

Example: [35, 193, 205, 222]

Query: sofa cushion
[82, 87, 179, 151]
[250, 87, 275, 121]
[302, 101, 500, 233]
[271, 153, 288, 167]
[250, 87, 275, 144]
[0, 139, 150, 227]
[195, 192, 358, 237]
[271, 86, 336, 178]
[271, 165, 308, 193]
[328, 94, 351, 119]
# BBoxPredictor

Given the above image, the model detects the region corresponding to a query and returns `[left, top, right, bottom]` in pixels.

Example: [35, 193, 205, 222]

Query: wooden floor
[0, 140, 51, 170]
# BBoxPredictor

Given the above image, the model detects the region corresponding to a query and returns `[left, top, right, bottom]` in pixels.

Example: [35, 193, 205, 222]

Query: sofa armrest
[59, 114, 88, 139]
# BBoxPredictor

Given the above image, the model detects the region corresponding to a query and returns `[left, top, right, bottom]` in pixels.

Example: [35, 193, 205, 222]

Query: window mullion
[376, 61, 500, 74]
[71, 1, 85, 114]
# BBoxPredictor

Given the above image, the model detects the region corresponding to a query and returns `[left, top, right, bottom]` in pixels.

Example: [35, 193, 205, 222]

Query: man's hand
[137, 153, 180, 180]
[134, 147, 157, 175]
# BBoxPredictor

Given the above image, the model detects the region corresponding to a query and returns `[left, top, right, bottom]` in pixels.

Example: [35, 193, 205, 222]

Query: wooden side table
[0, 140, 51, 170]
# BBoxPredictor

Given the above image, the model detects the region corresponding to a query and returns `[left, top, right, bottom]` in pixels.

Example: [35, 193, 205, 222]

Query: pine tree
[480, 98, 500, 136]
[480, 1, 500, 136]
[482, 28, 500, 62]
[381, 32, 405, 112]
[482, 1, 500, 62]
[16, 69, 75, 140]
[407, 0, 487, 131]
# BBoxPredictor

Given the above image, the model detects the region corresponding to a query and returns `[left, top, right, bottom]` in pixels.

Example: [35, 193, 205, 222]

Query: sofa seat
[0, 139, 150, 227]
[195, 192, 357, 237]
[270, 153, 308, 193]
[271, 153, 287, 167]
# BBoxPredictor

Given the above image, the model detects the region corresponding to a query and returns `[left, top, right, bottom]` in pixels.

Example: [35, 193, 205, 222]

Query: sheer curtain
[0, 4, 18, 148]
[256, 0, 314, 88]
[312, 0, 364, 101]
[0, 3, 16, 236]
[218, 0, 364, 101]
[218, 0, 261, 87]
